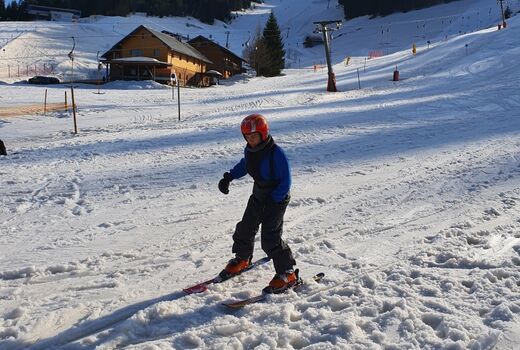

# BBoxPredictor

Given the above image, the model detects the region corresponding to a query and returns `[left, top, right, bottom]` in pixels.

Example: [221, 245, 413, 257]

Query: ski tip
[313, 272, 325, 283]
[183, 285, 208, 294]
[222, 300, 251, 309]
[222, 302, 244, 309]
[223, 294, 267, 309]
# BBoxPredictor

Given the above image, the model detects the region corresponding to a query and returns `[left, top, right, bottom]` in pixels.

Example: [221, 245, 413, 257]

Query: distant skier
[218, 114, 297, 292]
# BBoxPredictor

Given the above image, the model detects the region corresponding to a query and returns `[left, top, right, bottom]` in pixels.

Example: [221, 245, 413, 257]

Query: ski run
[1, 0, 520, 349]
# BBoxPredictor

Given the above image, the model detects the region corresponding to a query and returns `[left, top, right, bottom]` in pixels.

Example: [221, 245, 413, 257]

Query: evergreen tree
[5, 1, 19, 20]
[504, 6, 512, 19]
[0, 0, 5, 20]
[260, 11, 285, 77]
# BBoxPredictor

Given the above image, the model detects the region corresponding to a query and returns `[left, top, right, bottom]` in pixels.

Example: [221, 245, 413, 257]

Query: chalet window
[153, 49, 160, 57]
[130, 49, 143, 57]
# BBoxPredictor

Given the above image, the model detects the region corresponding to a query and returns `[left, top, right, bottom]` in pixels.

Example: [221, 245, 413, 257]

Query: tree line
[337, 0, 462, 19]
[0, 0, 261, 24]
[0, 0, 23, 20]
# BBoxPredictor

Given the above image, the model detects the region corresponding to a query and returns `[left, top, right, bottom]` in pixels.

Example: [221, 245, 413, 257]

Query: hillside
[1, 0, 520, 349]
[0, 0, 515, 82]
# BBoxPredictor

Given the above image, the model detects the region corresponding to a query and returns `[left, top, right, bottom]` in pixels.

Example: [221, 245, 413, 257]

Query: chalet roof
[101, 25, 212, 64]
[188, 35, 246, 62]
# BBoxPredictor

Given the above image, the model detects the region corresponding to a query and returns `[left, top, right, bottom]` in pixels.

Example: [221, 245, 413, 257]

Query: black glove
[218, 172, 233, 194]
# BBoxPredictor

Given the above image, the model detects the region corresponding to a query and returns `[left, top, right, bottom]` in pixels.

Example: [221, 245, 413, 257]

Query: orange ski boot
[219, 256, 252, 279]
[263, 269, 299, 294]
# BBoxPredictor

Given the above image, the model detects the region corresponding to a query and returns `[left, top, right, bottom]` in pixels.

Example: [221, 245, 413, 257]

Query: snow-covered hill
[0, 0, 516, 81]
[1, 0, 520, 349]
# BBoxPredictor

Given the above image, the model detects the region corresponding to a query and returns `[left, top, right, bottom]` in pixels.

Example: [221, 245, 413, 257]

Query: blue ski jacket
[229, 145, 291, 203]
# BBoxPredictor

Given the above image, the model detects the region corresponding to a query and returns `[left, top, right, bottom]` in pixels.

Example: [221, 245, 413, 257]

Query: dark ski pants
[232, 194, 296, 274]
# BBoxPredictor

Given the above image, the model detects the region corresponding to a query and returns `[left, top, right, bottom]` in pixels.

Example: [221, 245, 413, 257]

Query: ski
[183, 256, 271, 294]
[223, 272, 325, 309]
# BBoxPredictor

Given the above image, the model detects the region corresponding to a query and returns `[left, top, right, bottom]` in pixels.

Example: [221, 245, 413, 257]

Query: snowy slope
[0, 0, 514, 81]
[1, 0, 520, 349]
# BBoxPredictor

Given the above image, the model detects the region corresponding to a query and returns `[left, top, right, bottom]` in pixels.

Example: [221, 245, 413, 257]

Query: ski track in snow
[1, 0, 520, 349]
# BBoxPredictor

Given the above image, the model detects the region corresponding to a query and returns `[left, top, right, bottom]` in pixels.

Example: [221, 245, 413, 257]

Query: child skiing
[218, 114, 297, 293]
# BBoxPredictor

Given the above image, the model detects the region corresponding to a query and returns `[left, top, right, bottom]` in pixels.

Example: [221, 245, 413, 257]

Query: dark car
[28, 76, 60, 84]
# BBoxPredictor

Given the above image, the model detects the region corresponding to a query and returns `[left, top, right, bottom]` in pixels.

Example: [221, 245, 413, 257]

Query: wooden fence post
[71, 87, 78, 134]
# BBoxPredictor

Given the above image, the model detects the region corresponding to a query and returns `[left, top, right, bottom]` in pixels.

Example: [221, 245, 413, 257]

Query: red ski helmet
[241, 114, 269, 141]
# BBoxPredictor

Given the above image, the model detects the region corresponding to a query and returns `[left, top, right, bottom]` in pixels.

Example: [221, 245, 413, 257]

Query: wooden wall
[116, 27, 208, 86]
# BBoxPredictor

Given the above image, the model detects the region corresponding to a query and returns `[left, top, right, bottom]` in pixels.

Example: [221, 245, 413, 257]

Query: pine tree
[504, 6, 512, 19]
[5, 1, 19, 20]
[260, 11, 285, 77]
[0, 0, 5, 20]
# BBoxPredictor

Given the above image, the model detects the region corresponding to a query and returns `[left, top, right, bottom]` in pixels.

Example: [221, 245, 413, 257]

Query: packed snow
[1, 0, 520, 349]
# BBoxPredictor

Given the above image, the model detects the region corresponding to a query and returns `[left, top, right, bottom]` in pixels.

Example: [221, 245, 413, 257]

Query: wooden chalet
[101, 25, 212, 87]
[26, 5, 81, 21]
[188, 35, 246, 79]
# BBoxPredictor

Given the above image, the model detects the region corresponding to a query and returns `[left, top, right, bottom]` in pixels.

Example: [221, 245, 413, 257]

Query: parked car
[28, 76, 60, 84]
